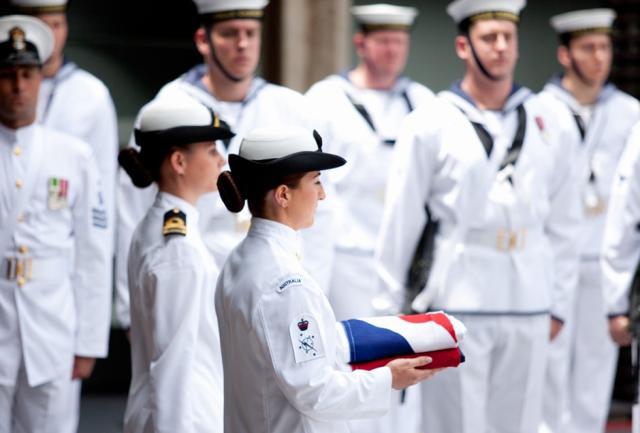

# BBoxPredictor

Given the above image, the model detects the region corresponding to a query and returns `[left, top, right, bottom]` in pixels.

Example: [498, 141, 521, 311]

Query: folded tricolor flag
[338, 312, 466, 371]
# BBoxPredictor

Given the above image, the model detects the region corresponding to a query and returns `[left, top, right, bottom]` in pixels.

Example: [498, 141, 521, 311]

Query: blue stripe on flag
[341, 319, 413, 363]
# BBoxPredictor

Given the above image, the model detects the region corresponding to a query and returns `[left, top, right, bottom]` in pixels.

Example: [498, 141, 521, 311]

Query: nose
[318, 182, 326, 201]
[237, 32, 249, 50]
[495, 34, 508, 51]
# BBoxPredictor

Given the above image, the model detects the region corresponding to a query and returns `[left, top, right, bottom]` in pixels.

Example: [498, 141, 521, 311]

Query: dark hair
[118, 142, 190, 188]
[217, 170, 307, 217]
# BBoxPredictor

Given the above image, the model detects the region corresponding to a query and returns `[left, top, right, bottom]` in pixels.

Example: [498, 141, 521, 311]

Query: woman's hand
[608, 315, 632, 347]
[386, 356, 445, 390]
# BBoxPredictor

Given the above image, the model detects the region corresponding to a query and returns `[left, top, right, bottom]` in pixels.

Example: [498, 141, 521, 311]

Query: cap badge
[162, 208, 187, 237]
[9, 27, 26, 52]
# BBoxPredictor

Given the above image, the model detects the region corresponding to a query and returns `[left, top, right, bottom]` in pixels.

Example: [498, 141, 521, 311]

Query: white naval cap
[550, 9, 616, 39]
[0, 15, 54, 67]
[352, 4, 418, 32]
[447, 0, 526, 25]
[9, 0, 68, 14]
[193, 0, 269, 23]
[134, 94, 233, 148]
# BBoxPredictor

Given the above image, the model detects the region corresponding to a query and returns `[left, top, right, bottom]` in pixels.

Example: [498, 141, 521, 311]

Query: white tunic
[0, 123, 110, 387]
[215, 218, 392, 433]
[116, 65, 333, 327]
[375, 83, 582, 320]
[124, 192, 223, 433]
[37, 60, 118, 257]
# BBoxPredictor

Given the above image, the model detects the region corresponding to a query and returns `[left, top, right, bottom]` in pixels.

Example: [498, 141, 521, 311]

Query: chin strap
[205, 28, 244, 83]
[466, 34, 500, 82]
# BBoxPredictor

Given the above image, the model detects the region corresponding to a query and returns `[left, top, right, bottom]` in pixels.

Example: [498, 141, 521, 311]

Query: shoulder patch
[163, 208, 187, 237]
[277, 275, 304, 293]
[289, 314, 325, 363]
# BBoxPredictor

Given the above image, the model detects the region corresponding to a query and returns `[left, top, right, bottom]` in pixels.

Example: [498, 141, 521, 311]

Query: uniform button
[15, 179, 23, 189]
[17, 276, 25, 287]
[13, 147, 22, 156]
[18, 245, 28, 254]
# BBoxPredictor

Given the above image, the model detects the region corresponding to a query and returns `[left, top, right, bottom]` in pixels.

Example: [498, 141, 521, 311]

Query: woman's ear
[273, 184, 290, 208]
[169, 150, 188, 176]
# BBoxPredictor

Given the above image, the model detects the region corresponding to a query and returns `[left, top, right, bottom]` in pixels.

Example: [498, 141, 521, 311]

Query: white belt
[463, 227, 543, 252]
[2, 256, 69, 287]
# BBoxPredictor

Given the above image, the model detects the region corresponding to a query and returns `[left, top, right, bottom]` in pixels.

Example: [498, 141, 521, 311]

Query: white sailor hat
[134, 94, 234, 149]
[193, 0, 269, 23]
[447, 0, 526, 26]
[352, 4, 418, 32]
[228, 126, 345, 188]
[0, 15, 54, 67]
[550, 9, 616, 41]
[9, 0, 68, 14]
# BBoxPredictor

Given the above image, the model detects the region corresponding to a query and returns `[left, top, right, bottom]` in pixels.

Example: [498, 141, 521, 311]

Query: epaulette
[163, 208, 187, 237]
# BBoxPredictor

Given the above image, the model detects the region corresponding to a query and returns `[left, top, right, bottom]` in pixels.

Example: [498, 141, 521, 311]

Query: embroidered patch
[289, 314, 325, 363]
[278, 277, 303, 293]
[92, 207, 107, 228]
[47, 177, 69, 210]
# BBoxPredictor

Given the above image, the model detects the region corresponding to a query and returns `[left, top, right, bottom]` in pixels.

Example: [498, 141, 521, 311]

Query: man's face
[462, 19, 519, 81]
[356, 30, 410, 78]
[35, 13, 68, 66]
[208, 19, 261, 80]
[563, 33, 612, 87]
[0, 65, 42, 128]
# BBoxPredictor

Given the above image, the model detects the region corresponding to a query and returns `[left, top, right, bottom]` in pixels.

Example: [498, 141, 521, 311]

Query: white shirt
[215, 218, 392, 433]
[306, 74, 433, 254]
[538, 78, 640, 259]
[602, 123, 640, 316]
[0, 122, 110, 387]
[116, 65, 334, 327]
[124, 192, 223, 433]
[38, 60, 118, 258]
[375, 83, 582, 321]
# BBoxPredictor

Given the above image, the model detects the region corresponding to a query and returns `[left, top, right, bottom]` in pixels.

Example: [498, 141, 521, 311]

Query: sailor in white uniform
[375, 1, 583, 432]
[8, 3, 119, 431]
[537, 9, 640, 433]
[306, 4, 432, 432]
[601, 123, 640, 433]
[119, 94, 234, 433]
[215, 126, 442, 433]
[115, 0, 334, 331]
[0, 15, 110, 433]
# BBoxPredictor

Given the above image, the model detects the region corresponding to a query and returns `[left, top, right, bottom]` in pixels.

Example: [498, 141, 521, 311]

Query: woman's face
[182, 141, 226, 195]
[287, 171, 326, 230]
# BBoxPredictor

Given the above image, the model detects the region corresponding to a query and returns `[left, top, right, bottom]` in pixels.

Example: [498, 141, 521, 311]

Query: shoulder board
[163, 208, 187, 237]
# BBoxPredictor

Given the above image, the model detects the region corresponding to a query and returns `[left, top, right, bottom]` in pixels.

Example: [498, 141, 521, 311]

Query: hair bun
[118, 148, 154, 188]
[217, 170, 245, 213]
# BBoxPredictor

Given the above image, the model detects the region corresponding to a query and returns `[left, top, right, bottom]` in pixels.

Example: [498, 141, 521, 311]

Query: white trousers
[540, 261, 618, 433]
[422, 314, 550, 433]
[60, 380, 81, 433]
[0, 365, 71, 433]
[329, 250, 422, 433]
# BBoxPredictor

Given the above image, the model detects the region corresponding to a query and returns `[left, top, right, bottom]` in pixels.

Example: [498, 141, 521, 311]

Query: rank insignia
[47, 177, 69, 210]
[163, 208, 187, 237]
[289, 314, 325, 363]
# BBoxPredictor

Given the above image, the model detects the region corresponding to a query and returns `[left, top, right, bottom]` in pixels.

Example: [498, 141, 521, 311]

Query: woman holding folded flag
[214, 126, 457, 433]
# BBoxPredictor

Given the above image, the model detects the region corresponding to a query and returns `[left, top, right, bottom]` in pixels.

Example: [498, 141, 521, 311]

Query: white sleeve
[545, 118, 583, 322]
[259, 276, 392, 421]
[602, 125, 640, 316]
[114, 115, 157, 329]
[374, 113, 434, 314]
[145, 241, 204, 433]
[72, 148, 111, 357]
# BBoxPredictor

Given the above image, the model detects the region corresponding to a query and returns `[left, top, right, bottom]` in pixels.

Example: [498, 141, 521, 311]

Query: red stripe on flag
[351, 347, 463, 371]
[398, 312, 458, 343]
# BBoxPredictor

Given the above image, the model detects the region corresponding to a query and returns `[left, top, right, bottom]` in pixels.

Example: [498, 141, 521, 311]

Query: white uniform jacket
[116, 65, 333, 327]
[602, 123, 640, 316]
[375, 83, 582, 320]
[539, 77, 640, 259]
[124, 192, 223, 433]
[38, 60, 118, 259]
[215, 218, 392, 433]
[306, 74, 433, 254]
[0, 123, 110, 387]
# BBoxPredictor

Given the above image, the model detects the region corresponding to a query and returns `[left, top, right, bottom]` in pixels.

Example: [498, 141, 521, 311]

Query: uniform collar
[337, 69, 412, 95]
[447, 80, 531, 112]
[155, 191, 200, 232]
[0, 121, 37, 145]
[182, 63, 267, 105]
[544, 74, 616, 109]
[248, 217, 302, 260]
